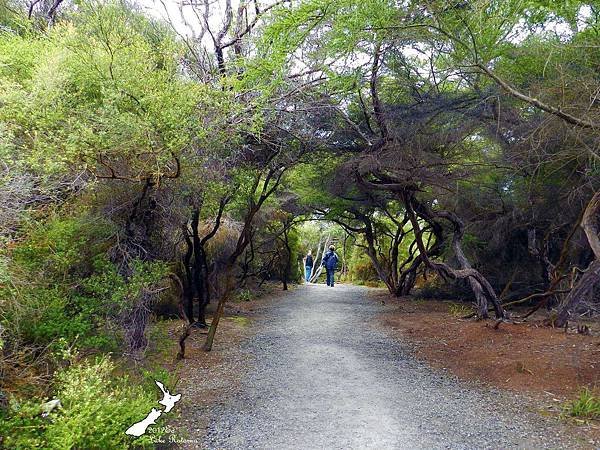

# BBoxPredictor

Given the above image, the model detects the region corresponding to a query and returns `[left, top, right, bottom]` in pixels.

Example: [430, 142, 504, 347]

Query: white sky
[135, 1, 593, 40]
[136, 0, 236, 42]
[132, 0, 594, 79]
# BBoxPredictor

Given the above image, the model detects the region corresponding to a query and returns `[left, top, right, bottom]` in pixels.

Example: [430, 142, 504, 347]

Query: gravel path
[204, 284, 583, 449]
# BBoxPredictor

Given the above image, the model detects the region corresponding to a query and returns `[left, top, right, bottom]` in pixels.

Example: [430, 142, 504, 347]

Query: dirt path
[198, 284, 586, 449]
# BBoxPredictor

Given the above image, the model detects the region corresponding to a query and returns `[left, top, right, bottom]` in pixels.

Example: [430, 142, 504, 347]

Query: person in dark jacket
[304, 250, 314, 282]
[321, 245, 339, 287]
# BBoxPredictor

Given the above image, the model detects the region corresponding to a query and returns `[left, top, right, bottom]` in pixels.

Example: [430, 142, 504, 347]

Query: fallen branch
[502, 289, 571, 309]
[177, 324, 191, 360]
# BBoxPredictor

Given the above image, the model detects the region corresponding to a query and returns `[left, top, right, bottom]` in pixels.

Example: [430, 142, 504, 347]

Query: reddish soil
[371, 290, 600, 399]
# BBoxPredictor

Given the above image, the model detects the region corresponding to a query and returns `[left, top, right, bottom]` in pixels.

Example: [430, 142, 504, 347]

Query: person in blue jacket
[321, 245, 339, 287]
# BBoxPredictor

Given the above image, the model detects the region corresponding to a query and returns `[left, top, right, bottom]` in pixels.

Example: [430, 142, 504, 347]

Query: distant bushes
[345, 250, 379, 285]
[413, 267, 476, 301]
[0, 357, 159, 449]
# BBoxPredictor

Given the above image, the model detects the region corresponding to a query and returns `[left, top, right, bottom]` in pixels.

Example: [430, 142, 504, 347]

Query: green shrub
[348, 254, 379, 284]
[141, 365, 179, 395]
[2, 271, 122, 353]
[1, 215, 120, 350]
[2, 214, 168, 353]
[0, 397, 47, 449]
[11, 215, 114, 279]
[0, 357, 160, 449]
[565, 389, 600, 420]
[10, 286, 117, 352]
[286, 228, 303, 283]
[417, 276, 471, 300]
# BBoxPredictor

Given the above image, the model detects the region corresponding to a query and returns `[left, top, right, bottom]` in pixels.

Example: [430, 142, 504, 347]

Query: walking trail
[202, 284, 581, 449]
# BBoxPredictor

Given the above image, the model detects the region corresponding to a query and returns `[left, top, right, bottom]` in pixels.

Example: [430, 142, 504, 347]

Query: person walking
[304, 250, 314, 283]
[321, 245, 339, 287]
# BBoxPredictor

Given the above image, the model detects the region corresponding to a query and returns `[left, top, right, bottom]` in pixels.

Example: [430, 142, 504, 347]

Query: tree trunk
[203, 266, 233, 352]
[554, 260, 600, 327]
[202, 295, 226, 352]
[396, 257, 421, 296]
[190, 209, 208, 326]
[310, 236, 326, 281]
[310, 235, 330, 282]
[182, 226, 195, 324]
[196, 247, 210, 327]
[405, 195, 505, 319]
[281, 227, 291, 291]
[452, 236, 490, 319]
[555, 191, 600, 326]
[342, 233, 349, 277]
[357, 213, 396, 293]
[118, 179, 159, 352]
[203, 168, 285, 351]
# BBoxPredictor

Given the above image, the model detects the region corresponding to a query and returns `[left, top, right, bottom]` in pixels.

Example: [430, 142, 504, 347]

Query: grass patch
[564, 389, 600, 420]
[409, 298, 428, 306]
[229, 316, 251, 327]
[234, 289, 253, 302]
[447, 302, 472, 317]
[363, 280, 386, 288]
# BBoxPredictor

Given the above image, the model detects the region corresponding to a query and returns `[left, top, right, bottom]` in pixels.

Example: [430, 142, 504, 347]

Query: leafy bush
[2, 214, 168, 353]
[1, 215, 121, 352]
[8, 285, 118, 352]
[1, 211, 172, 448]
[10, 214, 114, 278]
[0, 357, 160, 449]
[286, 228, 303, 284]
